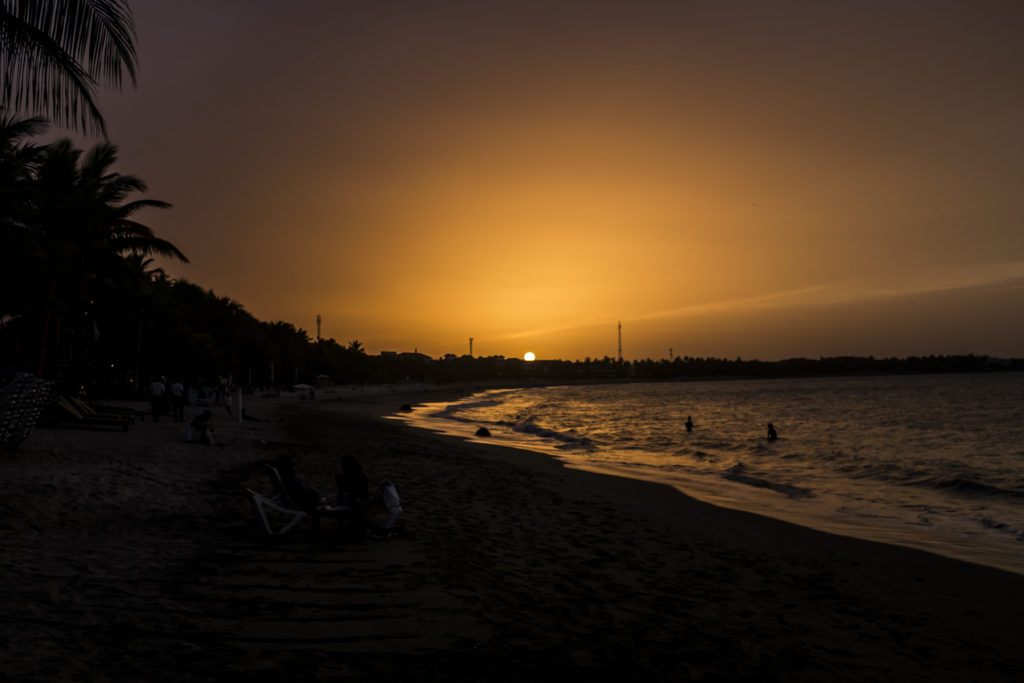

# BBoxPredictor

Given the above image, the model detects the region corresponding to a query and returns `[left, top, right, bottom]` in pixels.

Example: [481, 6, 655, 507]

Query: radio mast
[316, 314, 322, 342]
[618, 321, 622, 363]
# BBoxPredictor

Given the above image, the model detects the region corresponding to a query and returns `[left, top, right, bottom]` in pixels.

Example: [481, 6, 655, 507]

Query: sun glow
[524, 351, 536, 361]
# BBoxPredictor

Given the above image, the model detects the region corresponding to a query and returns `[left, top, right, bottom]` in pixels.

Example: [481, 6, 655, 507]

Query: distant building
[380, 351, 432, 362]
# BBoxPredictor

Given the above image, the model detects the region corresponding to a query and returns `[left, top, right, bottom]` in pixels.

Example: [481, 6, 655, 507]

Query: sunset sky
[65, 0, 1024, 361]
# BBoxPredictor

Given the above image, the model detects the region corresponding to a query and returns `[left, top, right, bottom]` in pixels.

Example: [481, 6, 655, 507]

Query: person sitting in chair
[275, 456, 322, 511]
[335, 454, 389, 538]
[186, 410, 218, 446]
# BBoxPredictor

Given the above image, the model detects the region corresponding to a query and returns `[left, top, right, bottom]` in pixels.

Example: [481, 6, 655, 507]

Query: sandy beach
[2, 386, 1023, 682]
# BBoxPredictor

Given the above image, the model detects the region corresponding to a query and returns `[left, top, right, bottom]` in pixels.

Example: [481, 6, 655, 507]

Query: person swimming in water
[685, 415, 694, 432]
[767, 423, 778, 441]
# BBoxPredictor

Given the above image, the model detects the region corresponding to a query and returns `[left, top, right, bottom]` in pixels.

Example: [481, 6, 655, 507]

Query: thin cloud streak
[638, 262, 1024, 322]
[492, 262, 1024, 352]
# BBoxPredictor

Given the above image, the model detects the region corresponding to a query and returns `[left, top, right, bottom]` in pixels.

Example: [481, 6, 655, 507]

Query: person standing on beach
[767, 423, 778, 441]
[149, 377, 166, 422]
[685, 416, 694, 432]
[169, 379, 185, 422]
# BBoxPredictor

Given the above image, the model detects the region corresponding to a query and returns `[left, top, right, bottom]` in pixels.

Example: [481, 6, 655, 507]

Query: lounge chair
[47, 396, 131, 430]
[249, 465, 349, 535]
[68, 396, 145, 423]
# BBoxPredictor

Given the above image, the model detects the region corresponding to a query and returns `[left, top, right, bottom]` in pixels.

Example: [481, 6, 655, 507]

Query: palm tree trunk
[135, 312, 144, 399]
[36, 281, 56, 377]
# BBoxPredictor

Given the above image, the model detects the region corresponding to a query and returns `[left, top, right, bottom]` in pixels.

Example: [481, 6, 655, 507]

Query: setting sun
[524, 352, 536, 361]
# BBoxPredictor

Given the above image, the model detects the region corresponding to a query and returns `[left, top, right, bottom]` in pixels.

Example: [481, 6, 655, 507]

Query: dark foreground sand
[2, 386, 1022, 682]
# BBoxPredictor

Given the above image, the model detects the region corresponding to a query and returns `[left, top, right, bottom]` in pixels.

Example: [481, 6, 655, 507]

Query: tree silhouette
[0, 114, 47, 317]
[0, 122, 184, 382]
[0, 0, 138, 136]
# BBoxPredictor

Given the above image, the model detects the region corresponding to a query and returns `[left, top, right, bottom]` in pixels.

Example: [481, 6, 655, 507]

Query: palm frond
[8, 0, 137, 86]
[0, 113, 51, 145]
[113, 198, 173, 217]
[116, 234, 189, 264]
[1, 1, 137, 136]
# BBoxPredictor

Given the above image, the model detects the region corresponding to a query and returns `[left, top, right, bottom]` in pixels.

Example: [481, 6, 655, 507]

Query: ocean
[394, 373, 1024, 574]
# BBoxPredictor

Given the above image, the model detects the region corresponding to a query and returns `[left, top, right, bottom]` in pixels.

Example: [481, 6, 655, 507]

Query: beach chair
[248, 488, 310, 535]
[249, 465, 349, 535]
[69, 396, 145, 423]
[47, 396, 131, 430]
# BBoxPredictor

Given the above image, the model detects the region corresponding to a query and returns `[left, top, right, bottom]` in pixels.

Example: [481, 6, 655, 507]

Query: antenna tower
[469, 337, 474, 357]
[316, 314, 322, 342]
[618, 321, 622, 363]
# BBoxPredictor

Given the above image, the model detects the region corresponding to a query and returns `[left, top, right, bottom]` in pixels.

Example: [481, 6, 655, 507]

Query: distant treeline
[417, 352, 1021, 386]
[2, 259, 1018, 398]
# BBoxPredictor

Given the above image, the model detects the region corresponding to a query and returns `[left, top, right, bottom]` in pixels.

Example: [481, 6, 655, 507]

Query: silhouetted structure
[618, 321, 622, 363]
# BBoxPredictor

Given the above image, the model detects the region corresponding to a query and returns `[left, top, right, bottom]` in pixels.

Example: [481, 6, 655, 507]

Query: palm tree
[0, 114, 48, 317]
[0, 0, 138, 136]
[21, 136, 186, 380]
[32, 138, 186, 268]
[0, 114, 47, 233]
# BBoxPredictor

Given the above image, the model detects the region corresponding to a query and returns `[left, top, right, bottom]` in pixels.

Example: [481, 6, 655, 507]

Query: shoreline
[3, 387, 1023, 680]
[390, 381, 1024, 576]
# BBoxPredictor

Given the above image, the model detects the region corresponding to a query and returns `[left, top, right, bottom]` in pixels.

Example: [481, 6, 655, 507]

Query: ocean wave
[513, 417, 595, 451]
[894, 475, 1024, 499]
[723, 463, 813, 499]
[433, 395, 510, 418]
[980, 517, 1011, 530]
[932, 478, 1024, 499]
[978, 516, 1024, 540]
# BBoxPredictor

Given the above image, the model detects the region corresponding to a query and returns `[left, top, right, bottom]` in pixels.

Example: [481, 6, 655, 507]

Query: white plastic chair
[248, 488, 308, 535]
[249, 465, 350, 535]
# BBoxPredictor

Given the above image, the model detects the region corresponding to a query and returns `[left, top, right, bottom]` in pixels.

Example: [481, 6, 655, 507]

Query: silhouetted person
[685, 416, 694, 432]
[149, 377, 166, 422]
[275, 456, 320, 511]
[335, 454, 387, 538]
[169, 379, 185, 422]
[767, 423, 778, 442]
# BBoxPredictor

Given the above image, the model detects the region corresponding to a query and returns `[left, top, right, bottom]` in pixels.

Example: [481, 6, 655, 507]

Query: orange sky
[70, 0, 1024, 360]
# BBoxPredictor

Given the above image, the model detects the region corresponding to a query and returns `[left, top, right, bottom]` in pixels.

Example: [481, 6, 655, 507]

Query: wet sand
[2, 386, 1022, 681]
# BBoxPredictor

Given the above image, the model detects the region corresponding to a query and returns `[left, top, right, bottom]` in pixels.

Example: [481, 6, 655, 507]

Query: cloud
[493, 261, 1024, 344]
[636, 261, 1024, 321]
